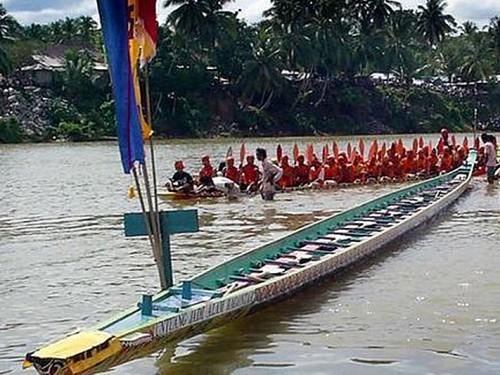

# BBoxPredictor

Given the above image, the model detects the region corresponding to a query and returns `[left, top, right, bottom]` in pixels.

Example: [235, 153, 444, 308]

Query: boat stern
[23, 331, 122, 375]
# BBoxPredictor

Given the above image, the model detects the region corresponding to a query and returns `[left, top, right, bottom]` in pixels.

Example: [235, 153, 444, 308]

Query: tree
[460, 21, 477, 36]
[0, 4, 19, 74]
[367, 0, 401, 29]
[488, 17, 500, 70]
[416, 0, 456, 47]
[238, 28, 286, 110]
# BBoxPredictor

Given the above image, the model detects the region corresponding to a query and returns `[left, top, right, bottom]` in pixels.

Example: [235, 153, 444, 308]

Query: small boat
[24, 151, 477, 375]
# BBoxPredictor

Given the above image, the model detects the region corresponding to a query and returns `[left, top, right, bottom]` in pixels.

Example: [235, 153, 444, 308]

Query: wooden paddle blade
[347, 142, 352, 159]
[474, 136, 480, 149]
[333, 141, 339, 159]
[293, 144, 299, 161]
[240, 143, 246, 164]
[321, 145, 328, 163]
[227, 146, 233, 158]
[397, 138, 404, 155]
[368, 140, 375, 160]
[306, 144, 314, 164]
[359, 138, 365, 158]
[374, 139, 379, 156]
[381, 142, 386, 158]
[419, 136, 424, 149]
[451, 135, 456, 147]
[463, 136, 468, 148]
[277, 144, 283, 163]
[428, 139, 432, 150]
[412, 138, 418, 153]
[350, 147, 357, 162]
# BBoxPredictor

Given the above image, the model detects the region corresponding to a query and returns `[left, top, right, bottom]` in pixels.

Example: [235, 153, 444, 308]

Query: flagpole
[133, 165, 166, 288]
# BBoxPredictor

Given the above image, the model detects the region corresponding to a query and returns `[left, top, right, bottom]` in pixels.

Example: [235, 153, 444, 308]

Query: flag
[128, 0, 159, 140]
[97, 0, 144, 173]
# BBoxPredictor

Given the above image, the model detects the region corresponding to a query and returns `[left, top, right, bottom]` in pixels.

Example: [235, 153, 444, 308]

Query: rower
[294, 155, 310, 186]
[223, 156, 239, 183]
[240, 154, 260, 192]
[197, 155, 216, 193]
[278, 155, 296, 188]
[166, 160, 194, 193]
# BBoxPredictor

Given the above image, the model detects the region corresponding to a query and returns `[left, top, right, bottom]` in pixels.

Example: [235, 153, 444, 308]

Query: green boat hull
[25, 151, 477, 375]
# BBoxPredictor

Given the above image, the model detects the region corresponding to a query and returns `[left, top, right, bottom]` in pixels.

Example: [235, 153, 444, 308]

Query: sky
[3, 0, 500, 28]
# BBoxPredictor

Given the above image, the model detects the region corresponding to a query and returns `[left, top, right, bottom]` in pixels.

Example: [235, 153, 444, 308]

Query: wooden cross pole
[124, 209, 199, 289]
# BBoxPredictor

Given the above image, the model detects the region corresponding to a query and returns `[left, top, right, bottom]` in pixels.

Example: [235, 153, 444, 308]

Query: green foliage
[0, 1, 499, 142]
[0, 117, 23, 143]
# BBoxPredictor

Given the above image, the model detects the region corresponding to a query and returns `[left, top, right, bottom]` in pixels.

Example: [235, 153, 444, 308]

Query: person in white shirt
[256, 148, 283, 200]
[481, 133, 497, 184]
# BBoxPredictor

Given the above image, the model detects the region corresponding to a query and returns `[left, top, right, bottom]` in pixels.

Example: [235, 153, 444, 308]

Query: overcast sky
[3, 0, 500, 27]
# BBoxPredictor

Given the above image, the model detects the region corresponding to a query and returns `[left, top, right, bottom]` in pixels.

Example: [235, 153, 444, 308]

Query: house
[20, 44, 107, 87]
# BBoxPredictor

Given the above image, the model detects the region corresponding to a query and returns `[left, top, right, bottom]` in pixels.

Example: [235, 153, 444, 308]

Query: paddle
[419, 136, 424, 149]
[412, 138, 418, 153]
[347, 142, 352, 159]
[322, 144, 328, 162]
[451, 135, 456, 147]
[381, 142, 386, 158]
[240, 143, 246, 165]
[293, 143, 300, 162]
[359, 139, 365, 160]
[333, 141, 339, 159]
[277, 144, 283, 163]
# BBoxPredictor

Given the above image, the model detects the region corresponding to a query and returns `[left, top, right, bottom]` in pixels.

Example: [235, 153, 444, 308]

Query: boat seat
[265, 259, 304, 268]
[331, 229, 371, 237]
[230, 274, 266, 283]
[302, 240, 344, 249]
[282, 251, 315, 263]
[323, 233, 360, 241]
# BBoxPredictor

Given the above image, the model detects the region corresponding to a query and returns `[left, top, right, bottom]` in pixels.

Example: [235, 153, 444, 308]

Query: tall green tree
[416, 0, 456, 47]
[0, 4, 19, 74]
[488, 17, 500, 70]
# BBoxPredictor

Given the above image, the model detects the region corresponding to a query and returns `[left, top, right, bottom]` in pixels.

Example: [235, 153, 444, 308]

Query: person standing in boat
[256, 148, 283, 200]
[166, 161, 194, 193]
[482, 133, 497, 184]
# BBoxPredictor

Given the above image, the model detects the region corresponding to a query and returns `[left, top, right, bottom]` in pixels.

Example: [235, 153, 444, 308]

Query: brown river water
[0, 134, 499, 375]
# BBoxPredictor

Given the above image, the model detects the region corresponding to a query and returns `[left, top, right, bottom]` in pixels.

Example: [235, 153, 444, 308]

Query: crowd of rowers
[166, 129, 497, 198]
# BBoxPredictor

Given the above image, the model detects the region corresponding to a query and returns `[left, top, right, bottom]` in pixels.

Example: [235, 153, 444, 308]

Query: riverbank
[2, 75, 499, 144]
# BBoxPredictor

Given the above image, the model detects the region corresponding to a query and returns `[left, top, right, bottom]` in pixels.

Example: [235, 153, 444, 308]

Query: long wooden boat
[23, 151, 476, 375]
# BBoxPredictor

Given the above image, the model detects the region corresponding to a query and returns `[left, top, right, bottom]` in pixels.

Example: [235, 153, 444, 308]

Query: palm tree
[383, 10, 418, 83]
[368, 0, 401, 29]
[0, 4, 19, 75]
[459, 37, 494, 82]
[165, 0, 235, 48]
[488, 17, 500, 70]
[238, 28, 285, 110]
[416, 0, 456, 47]
[460, 21, 477, 36]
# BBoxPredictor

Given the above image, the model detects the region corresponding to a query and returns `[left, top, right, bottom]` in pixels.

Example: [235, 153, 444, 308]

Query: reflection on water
[0, 135, 499, 375]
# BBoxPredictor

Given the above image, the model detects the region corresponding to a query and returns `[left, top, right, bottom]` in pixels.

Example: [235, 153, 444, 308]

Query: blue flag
[97, 0, 145, 173]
